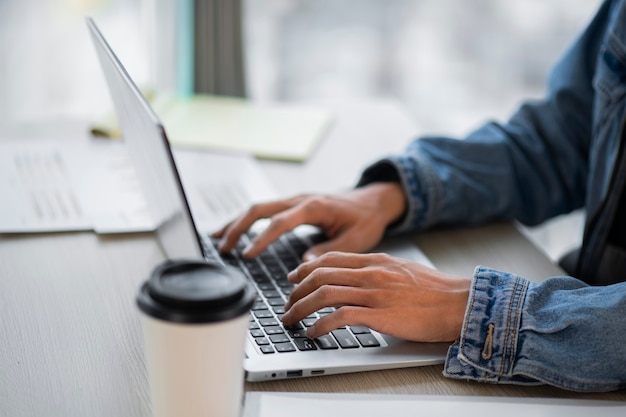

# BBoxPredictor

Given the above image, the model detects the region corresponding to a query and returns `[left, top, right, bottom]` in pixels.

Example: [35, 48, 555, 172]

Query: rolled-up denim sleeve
[357, 1, 615, 234]
[444, 266, 626, 392]
[357, 156, 436, 235]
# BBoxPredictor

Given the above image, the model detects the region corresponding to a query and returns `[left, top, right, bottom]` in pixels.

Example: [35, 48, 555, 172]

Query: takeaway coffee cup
[136, 259, 255, 417]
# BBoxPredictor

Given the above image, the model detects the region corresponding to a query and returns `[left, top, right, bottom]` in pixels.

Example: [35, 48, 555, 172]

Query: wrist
[365, 182, 407, 227]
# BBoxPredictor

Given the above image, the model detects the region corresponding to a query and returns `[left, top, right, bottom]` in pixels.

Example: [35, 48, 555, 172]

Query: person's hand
[213, 182, 406, 260]
[281, 251, 471, 342]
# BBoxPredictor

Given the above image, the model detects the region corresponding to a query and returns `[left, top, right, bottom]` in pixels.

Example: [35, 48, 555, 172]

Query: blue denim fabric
[444, 267, 626, 391]
[358, 0, 626, 391]
[361, 0, 626, 234]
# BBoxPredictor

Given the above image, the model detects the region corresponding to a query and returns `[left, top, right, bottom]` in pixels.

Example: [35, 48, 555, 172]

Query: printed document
[0, 138, 274, 234]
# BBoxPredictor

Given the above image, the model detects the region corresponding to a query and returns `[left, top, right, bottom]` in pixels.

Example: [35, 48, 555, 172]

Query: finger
[217, 199, 296, 252]
[288, 252, 381, 283]
[306, 306, 372, 339]
[242, 204, 317, 258]
[281, 285, 372, 327]
[285, 266, 366, 310]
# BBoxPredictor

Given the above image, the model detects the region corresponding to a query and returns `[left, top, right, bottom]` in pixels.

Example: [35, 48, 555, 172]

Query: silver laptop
[87, 17, 448, 382]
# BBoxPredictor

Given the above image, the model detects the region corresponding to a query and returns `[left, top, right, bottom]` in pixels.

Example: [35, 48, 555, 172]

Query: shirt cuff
[443, 266, 540, 385]
[357, 155, 436, 234]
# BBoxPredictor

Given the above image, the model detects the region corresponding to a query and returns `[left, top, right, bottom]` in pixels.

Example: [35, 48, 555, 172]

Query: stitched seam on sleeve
[458, 268, 480, 352]
[508, 278, 529, 374]
[500, 277, 516, 375]
[500, 277, 528, 376]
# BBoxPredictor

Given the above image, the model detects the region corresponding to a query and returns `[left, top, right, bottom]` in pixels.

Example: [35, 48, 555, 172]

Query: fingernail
[303, 253, 317, 262]
[242, 244, 253, 258]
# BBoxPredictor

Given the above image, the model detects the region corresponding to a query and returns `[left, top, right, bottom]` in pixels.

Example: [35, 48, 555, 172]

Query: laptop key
[250, 329, 264, 338]
[257, 282, 276, 291]
[259, 318, 279, 327]
[262, 290, 281, 298]
[252, 301, 269, 311]
[259, 345, 275, 354]
[315, 334, 339, 349]
[264, 326, 284, 335]
[349, 326, 371, 334]
[302, 318, 317, 327]
[266, 264, 286, 277]
[269, 334, 290, 344]
[272, 239, 300, 264]
[267, 298, 285, 307]
[356, 334, 380, 347]
[284, 322, 304, 331]
[282, 259, 300, 271]
[293, 338, 317, 351]
[285, 233, 308, 257]
[287, 328, 308, 338]
[331, 329, 359, 349]
[255, 337, 270, 346]
[274, 342, 296, 353]
[253, 309, 273, 319]
[272, 306, 285, 314]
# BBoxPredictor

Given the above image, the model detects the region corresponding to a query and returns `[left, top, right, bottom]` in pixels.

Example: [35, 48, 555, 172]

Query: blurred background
[0, 0, 603, 261]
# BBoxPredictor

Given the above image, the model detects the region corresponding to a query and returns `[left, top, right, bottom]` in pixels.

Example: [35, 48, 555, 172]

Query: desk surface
[1, 101, 624, 417]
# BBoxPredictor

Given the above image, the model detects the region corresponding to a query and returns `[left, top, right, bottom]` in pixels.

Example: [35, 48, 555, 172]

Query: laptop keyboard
[203, 231, 381, 354]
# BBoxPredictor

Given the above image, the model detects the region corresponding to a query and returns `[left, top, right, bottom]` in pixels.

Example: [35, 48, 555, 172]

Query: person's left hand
[281, 251, 471, 343]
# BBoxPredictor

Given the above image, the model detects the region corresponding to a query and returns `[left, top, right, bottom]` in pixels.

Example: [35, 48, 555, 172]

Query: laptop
[87, 17, 449, 382]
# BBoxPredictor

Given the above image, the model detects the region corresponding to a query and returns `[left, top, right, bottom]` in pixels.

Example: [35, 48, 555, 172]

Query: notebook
[87, 17, 449, 382]
[90, 92, 332, 162]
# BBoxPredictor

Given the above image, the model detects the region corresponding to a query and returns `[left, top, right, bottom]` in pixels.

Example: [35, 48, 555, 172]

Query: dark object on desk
[137, 259, 255, 323]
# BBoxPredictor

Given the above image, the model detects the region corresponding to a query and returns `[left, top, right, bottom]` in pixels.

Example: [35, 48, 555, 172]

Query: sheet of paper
[0, 138, 153, 234]
[243, 392, 626, 417]
[0, 138, 276, 235]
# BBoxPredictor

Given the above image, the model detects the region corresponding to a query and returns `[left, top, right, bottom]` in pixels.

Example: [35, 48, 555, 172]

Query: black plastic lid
[136, 259, 255, 323]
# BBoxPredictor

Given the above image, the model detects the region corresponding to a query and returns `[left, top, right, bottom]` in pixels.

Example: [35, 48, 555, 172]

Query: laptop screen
[87, 17, 204, 260]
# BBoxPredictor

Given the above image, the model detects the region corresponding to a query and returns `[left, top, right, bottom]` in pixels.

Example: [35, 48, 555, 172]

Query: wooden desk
[1, 101, 624, 417]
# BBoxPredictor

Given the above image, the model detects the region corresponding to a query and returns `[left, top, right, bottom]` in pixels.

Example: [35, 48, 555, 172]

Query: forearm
[444, 267, 626, 392]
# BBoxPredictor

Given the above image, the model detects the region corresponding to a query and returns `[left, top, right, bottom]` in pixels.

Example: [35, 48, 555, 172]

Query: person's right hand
[212, 182, 407, 260]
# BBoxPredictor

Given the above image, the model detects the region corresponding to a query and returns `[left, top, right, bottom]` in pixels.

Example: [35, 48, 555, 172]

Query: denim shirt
[359, 0, 626, 391]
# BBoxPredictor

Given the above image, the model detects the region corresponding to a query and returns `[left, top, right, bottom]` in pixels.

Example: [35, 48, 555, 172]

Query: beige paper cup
[137, 259, 255, 417]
